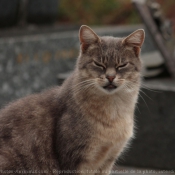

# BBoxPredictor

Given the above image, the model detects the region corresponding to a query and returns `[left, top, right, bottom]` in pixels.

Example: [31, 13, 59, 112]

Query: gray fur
[0, 25, 144, 175]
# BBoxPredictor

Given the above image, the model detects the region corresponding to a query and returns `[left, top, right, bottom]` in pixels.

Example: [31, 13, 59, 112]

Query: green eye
[94, 61, 106, 70]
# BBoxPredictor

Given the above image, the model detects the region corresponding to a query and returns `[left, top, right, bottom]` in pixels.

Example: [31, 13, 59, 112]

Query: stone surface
[0, 34, 78, 108]
[0, 25, 155, 108]
[112, 165, 175, 175]
[118, 79, 175, 169]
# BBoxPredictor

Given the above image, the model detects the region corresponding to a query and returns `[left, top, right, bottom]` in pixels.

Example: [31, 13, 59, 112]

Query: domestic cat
[0, 25, 144, 174]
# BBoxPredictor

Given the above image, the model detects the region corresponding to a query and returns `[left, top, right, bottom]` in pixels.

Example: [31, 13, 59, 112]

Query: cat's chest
[87, 99, 134, 142]
[97, 114, 134, 143]
[82, 114, 134, 170]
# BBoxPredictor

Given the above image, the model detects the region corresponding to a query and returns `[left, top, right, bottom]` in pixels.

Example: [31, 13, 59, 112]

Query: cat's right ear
[79, 25, 100, 53]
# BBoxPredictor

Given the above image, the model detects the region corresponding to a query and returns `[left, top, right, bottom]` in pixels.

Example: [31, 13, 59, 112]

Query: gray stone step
[112, 165, 175, 175]
[120, 78, 175, 169]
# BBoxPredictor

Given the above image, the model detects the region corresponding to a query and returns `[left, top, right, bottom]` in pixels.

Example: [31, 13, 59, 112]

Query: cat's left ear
[122, 29, 145, 57]
[79, 25, 100, 53]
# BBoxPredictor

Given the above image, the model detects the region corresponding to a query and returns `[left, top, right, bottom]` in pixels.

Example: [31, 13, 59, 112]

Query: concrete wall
[119, 80, 175, 169]
[0, 25, 156, 108]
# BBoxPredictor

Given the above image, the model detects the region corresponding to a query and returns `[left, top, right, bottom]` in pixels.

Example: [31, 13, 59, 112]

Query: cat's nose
[106, 75, 115, 83]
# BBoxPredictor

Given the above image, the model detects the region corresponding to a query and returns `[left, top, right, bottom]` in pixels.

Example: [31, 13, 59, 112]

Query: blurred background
[0, 0, 175, 173]
[0, 0, 174, 28]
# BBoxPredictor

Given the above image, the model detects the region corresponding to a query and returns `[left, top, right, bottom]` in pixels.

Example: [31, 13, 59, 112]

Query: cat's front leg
[95, 158, 116, 175]
[78, 164, 99, 175]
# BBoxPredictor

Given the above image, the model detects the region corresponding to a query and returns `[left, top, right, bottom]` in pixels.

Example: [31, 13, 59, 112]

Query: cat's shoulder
[0, 86, 60, 121]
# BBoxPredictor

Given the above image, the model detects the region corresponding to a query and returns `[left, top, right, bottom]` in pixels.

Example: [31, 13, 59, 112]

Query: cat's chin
[97, 85, 118, 94]
[103, 84, 117, 90]
[104, 88, 117, 94]
[102, 83, 118, 93]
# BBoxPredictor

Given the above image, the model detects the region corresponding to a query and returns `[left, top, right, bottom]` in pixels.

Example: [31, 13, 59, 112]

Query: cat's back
[0, 86, 60, 127]
[0, 86, 61, 172]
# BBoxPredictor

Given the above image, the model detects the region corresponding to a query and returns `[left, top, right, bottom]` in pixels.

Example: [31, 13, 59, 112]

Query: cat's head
[76, 25, 145, 94]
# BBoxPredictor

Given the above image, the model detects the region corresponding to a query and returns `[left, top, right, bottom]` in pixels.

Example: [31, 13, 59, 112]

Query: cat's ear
[122, 29, 145, 57]
[79, 25, 100, 53]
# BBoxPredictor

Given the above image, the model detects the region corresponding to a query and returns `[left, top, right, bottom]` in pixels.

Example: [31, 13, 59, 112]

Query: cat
[0, 25, 145, 175]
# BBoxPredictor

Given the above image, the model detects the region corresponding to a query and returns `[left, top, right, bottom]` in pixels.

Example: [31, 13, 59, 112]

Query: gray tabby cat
[0, 25, 145, 174]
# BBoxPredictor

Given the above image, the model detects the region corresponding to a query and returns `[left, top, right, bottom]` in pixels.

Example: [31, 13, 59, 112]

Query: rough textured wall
[0, 25, 156, 108]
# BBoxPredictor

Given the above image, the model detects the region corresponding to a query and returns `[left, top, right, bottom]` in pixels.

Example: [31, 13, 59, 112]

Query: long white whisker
[139, 89, 153, 101]
[138, 93, 150, 112]
[73, 79, 94, 88]
[72, 82, 96, 96]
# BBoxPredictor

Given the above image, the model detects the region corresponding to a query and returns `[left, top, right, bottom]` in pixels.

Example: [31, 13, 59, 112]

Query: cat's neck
[65, 73, 140, 125]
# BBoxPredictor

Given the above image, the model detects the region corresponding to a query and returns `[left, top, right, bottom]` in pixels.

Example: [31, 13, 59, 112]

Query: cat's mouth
[103, 84, 117, 91]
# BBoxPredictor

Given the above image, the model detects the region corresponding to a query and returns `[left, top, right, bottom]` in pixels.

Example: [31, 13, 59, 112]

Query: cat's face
[77, 25, 145, 94]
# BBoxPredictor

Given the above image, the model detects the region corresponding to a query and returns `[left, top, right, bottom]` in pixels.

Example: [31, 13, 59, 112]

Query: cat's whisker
[122, 83, 135, 94]
[124, 82, 137, 90]
[138, 93, 150, 112]
[117, 79, 125, 81]
[129, 79, 160, 93]
[70, 84, 96, 102]
[139, 89, 153, 101]
[73, 79, 94, 88]
[135, 102, 141, 114]
[73, 81, 95, 90]
[75, 84, 95, 94]
[124, 82, 152, 112]
[72, 82, 96, 96]
[141, 84, 160, 93]
[122, 83, 142, 114]
[72, 82, 95, 92]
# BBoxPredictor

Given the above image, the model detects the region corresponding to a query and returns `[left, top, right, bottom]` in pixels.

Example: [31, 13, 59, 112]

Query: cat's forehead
[100, 36, 123, 49]
[98, 36, 125, 60]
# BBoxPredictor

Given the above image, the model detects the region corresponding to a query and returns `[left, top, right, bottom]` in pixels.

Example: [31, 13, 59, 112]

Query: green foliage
[57, 0, 141, 25]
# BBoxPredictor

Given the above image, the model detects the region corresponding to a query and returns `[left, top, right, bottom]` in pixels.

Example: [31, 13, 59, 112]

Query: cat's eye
[117, 63, 129, 70]
[93, 61, 106, 70]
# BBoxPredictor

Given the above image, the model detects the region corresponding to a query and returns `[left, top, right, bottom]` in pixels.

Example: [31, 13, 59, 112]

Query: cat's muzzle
[103, 83, 117, 91]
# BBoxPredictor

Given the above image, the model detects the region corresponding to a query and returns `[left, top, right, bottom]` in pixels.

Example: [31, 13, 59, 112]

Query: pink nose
[106, 76, 115, 82]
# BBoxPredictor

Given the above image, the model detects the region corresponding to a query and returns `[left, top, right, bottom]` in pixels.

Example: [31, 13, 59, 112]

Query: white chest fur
[77, 90, 137, 173]
[79, 107, 134, 173]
